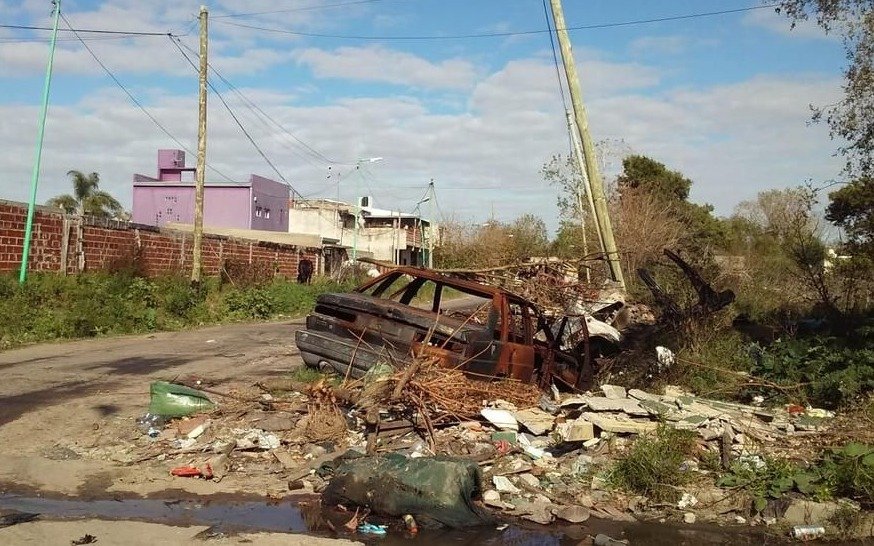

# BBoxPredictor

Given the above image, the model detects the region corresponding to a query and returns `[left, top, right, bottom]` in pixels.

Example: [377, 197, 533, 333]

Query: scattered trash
[357, 523, 388, 535]
[678, 492, 698, 509]
[70, 534, 98, 545]
[233, 428, 280, 450]
[135, 413, 166, 438]
[403, 514, 418, 535]
[148, 381, 215, 417]
[791, 525, 826, 540]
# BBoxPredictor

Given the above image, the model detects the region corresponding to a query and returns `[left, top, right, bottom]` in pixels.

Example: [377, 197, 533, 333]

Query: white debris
[678, 492, 698, 509]
[492, 475, 521, 494]
[481, 408, 519, 432]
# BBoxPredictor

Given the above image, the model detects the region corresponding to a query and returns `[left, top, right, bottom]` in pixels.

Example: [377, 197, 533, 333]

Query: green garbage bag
[148, 381, 215, 417]
[322, 452, 491, 528]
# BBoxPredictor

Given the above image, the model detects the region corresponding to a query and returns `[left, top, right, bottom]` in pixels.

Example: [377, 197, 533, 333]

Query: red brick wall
[0, 200, 319, 278]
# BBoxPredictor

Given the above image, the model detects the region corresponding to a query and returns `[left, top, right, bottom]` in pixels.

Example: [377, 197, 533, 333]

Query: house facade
[131, 149, 289, 232]
[288, 198, 431, 272]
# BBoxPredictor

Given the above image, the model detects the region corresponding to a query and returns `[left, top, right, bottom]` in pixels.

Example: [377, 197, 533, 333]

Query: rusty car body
[295, 267, 600, 390]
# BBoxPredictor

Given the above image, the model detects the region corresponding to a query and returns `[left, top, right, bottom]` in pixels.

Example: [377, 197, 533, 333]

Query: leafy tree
[775, 0, 873, 177]
[616, 155, 726, 252]
[827, 177, 874, 249]
[825, 177, 874, 309]
[47, 170, 123, 218]
[507, 214, 549, 261]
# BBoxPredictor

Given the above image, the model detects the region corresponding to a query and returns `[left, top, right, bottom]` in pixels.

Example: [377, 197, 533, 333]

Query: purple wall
[132, 150, 289, 232]
[250, 175, 289, 232]
[132, 184, 252, 229]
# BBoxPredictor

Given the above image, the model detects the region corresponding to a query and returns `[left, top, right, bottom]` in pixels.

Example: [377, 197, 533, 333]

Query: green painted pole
[19, 0, 62, 284]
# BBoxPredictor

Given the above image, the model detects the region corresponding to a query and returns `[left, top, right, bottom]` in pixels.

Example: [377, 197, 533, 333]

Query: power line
[542, 0, 569, 113]
[0, 23, 176, 36]
[212, 0, 386, 19]
[174, 38, 346, 167]
[214, 4, 777, 40]
[171, 37, 304, 199]
[59, 13, 236, 183]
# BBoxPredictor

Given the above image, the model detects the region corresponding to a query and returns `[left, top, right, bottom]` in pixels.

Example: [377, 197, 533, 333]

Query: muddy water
[0, 494, 782, 545]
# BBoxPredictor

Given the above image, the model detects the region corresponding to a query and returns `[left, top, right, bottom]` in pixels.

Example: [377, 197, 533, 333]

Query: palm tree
[47, 170, 124, 218]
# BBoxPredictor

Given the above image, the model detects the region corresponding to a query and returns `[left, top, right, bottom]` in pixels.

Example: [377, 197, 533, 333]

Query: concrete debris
[555, 419, 595, 442]
[683, 512, 697, 524]
[553, 504, 590, 523]
[513, 408, 555, 436]
[600, 384, 627, 400]
[492, 475, 521, 494]
[480, 408, 519, 432]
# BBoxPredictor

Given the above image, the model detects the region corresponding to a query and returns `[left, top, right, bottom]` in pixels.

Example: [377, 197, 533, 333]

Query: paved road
[0, 320, 305, 427]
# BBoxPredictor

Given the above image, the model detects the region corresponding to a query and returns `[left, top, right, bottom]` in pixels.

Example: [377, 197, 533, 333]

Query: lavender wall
[132, 184, 252, 229]
[249, 175, 289, 232]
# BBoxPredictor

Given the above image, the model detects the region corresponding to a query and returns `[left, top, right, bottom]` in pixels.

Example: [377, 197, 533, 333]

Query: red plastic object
[494, 440, 511, 455]
[170, 466, 202, 477]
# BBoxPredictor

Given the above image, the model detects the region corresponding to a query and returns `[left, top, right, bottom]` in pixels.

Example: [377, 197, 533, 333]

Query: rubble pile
[76, 365, 864, 542]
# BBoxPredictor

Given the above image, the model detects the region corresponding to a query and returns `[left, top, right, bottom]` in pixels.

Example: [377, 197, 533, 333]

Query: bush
[223, 287, 277, 320]
[608, 425, 696, 502]
[748, 319, 874, 409]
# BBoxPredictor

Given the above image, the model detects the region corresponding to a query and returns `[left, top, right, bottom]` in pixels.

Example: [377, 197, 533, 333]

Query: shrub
[608, 425, 696, 502]
[223, 287, 277, 320]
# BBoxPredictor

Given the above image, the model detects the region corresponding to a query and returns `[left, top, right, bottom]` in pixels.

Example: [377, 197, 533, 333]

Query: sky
[0, 0, 848, 234]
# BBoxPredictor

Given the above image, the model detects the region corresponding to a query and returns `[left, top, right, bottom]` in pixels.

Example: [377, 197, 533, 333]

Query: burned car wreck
[295, 267, 612, 391]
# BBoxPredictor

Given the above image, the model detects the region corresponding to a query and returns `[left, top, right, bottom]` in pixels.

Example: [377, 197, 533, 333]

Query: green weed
[607, 425, 696, 502]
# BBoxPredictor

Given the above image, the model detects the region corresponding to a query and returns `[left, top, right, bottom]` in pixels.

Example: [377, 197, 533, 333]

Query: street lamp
[351, 157, 383, 263]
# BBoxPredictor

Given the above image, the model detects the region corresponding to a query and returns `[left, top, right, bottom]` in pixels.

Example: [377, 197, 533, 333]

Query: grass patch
[0, 272, 353, 350]
[607, 425, 696, 502]
[288, 366, 332, 384]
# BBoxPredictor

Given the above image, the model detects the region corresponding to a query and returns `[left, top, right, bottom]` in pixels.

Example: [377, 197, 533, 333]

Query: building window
[265, 208, 271, 219]
[255, 206, 263, 217]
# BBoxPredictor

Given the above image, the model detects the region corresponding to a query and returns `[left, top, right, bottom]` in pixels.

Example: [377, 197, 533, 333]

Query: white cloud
[294, 45, 480, 90]
[628, 35, 689, 56]
[743, 8, 835, 40]
[0, 55, 844, 235]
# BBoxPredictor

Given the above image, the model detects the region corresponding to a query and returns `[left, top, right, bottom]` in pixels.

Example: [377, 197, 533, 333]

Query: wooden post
[191, 5, 208, 284]
[549, 0, 625, 289]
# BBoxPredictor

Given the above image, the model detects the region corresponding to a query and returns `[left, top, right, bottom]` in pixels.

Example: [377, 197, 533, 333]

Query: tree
[616, 155, 726, 253]
[507, 214, 549, 262]
[47, 170, 123, 218]
[775, 0, 874, 178]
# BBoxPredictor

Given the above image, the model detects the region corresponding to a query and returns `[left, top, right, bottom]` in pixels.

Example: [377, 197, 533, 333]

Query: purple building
[132, 149, 289, 232]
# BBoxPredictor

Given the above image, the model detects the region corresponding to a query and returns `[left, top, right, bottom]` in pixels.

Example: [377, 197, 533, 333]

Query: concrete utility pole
[427, 179, 435, 269]
[19, 0, 61, 284]
[191, 5, 208, 284]
[549, 0, 625, 288]
[566, 110, 601, 283]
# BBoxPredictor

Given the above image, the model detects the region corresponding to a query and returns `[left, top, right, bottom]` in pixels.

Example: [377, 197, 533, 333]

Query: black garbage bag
[322, 452, 491, 528]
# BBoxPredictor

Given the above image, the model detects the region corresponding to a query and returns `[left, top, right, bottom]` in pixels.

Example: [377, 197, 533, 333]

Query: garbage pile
[108, 359, 854, 541]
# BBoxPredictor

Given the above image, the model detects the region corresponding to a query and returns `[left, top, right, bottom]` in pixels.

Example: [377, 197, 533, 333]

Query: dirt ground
[0, 519, 363, 545]
[0, 320, 307, 498]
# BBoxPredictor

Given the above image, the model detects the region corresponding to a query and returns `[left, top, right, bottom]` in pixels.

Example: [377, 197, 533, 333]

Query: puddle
[0, 494, 780, 545]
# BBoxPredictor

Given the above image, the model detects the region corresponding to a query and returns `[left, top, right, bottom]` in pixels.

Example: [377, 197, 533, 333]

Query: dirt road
[0, 320, 305, 497]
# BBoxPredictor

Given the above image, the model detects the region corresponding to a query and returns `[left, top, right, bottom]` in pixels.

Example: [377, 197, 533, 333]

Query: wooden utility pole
[191, 5, 208, 284]
[549, 0, 625, 289]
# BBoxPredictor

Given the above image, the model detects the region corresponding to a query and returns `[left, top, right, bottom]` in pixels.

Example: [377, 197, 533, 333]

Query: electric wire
[213, 4, 777, 41]
[174, 38, 345, 166]
[0, 23, 176, 36]
[59, 13, 236, 183]
[541, 0, 569, 114]
[212, 0, 386, 19]
[170, 37, 304, 199]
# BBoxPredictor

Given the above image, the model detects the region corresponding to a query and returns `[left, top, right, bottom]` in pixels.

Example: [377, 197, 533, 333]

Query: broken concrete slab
[513, 408, 555, 436]
[492, 475, 521, 494]
[580, 412, 658, 434]
[556, 419, 595, 442]
[553, 505, 590, 523]
[584, 398, 649, 416]
[782, 499, 841, 526]
[600, 385, 627, 400]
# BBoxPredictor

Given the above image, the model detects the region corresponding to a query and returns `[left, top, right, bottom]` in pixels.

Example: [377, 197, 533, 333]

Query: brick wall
[0, 200, 319, 278]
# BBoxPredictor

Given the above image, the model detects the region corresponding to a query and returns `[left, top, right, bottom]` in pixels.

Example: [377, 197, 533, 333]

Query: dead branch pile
[388, 360, 542, 420]
[443, 259, 602, 314]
